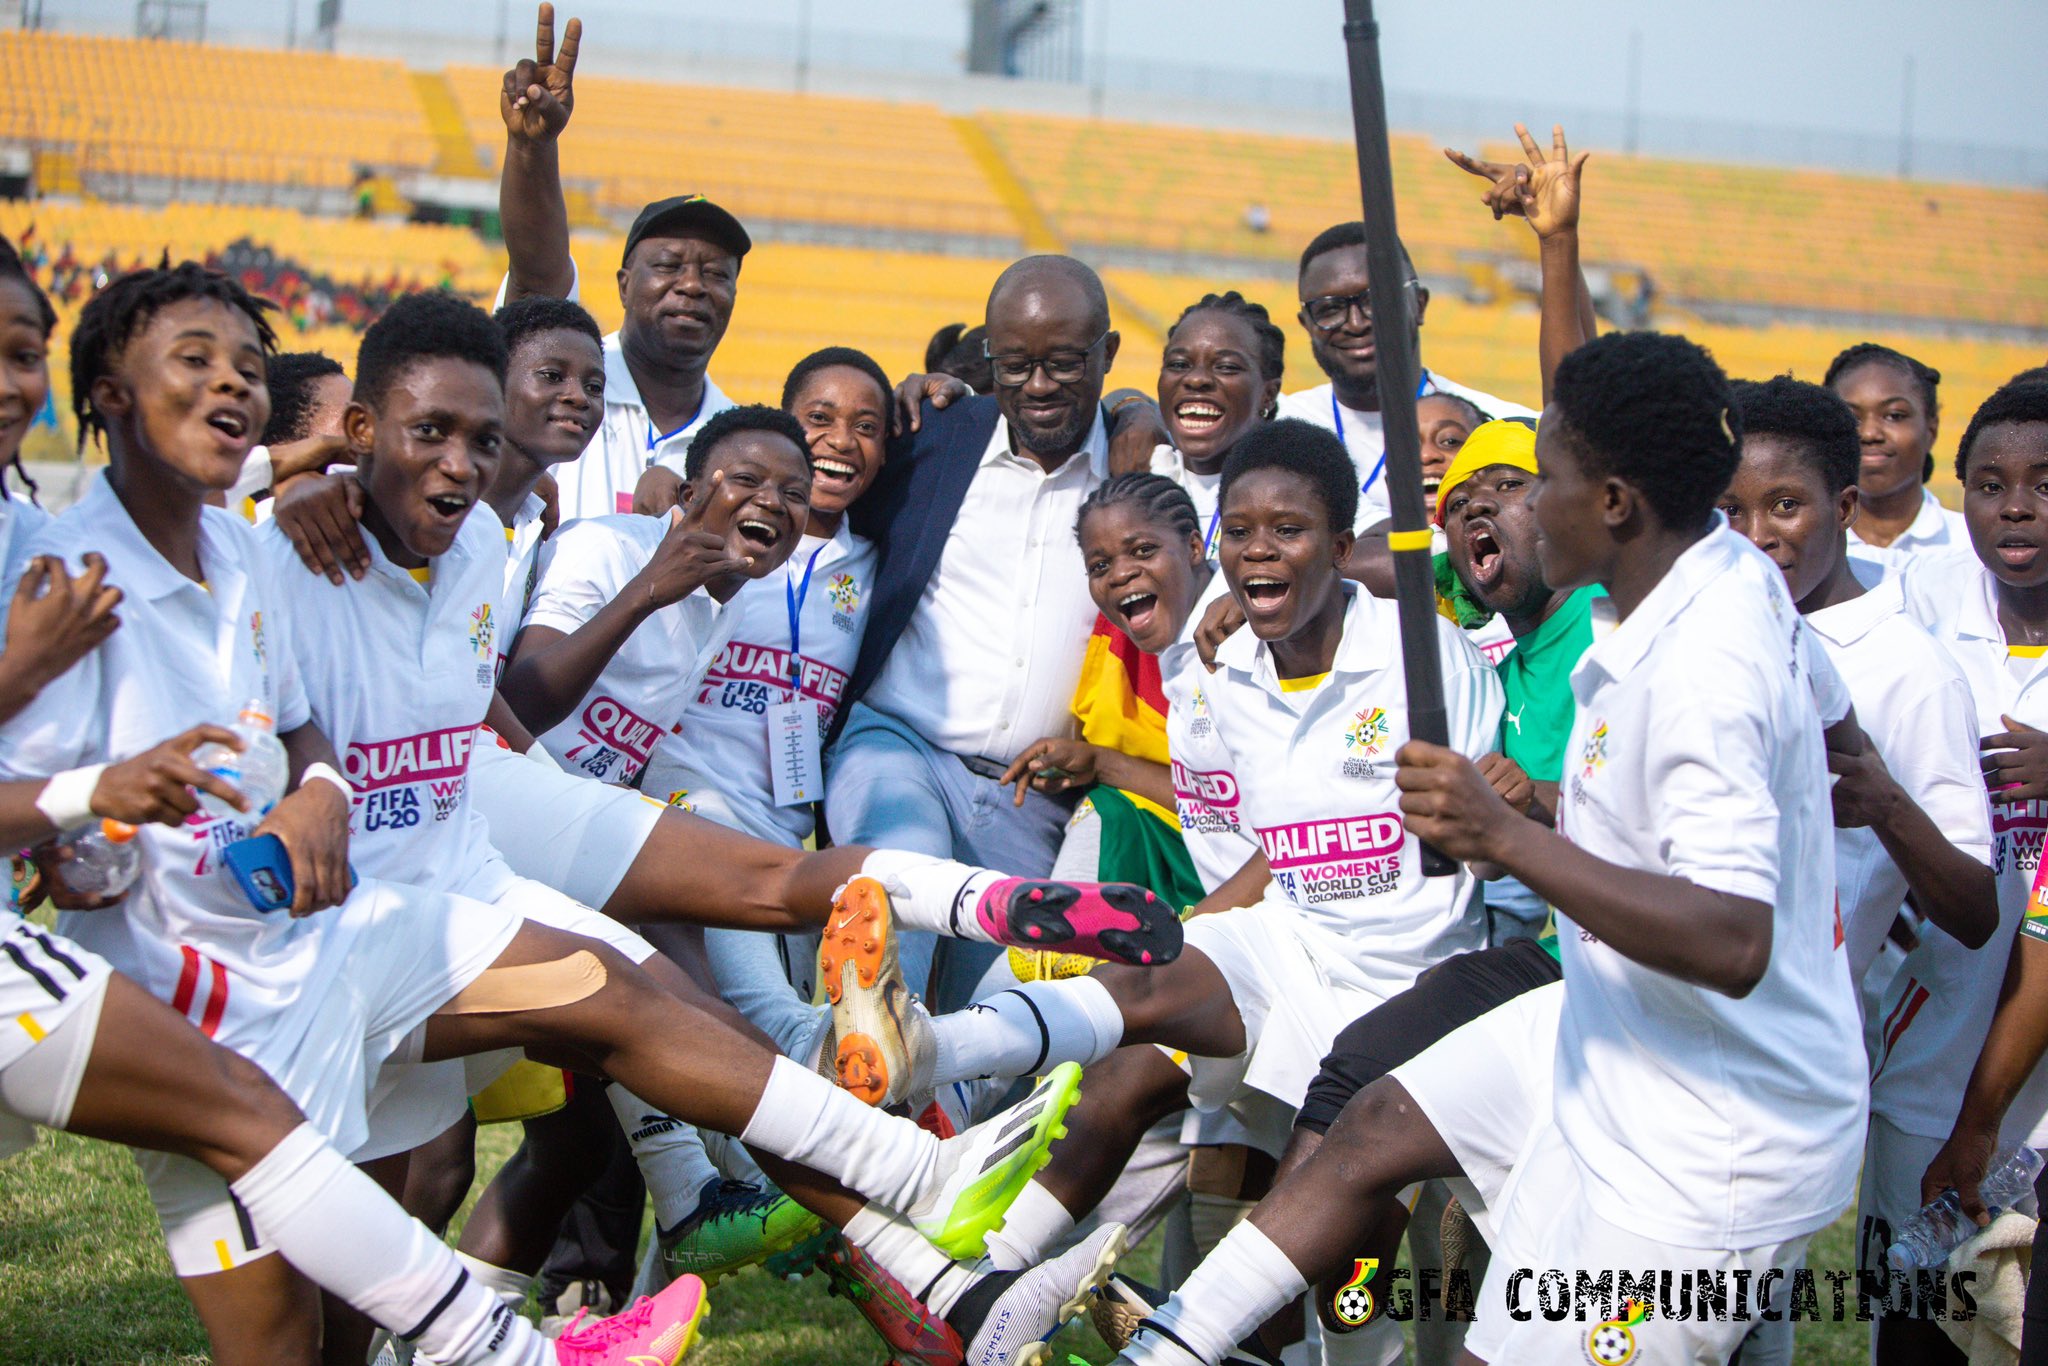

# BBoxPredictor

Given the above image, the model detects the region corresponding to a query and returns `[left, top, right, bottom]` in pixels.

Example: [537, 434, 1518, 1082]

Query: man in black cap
[496, 3, 748, 520]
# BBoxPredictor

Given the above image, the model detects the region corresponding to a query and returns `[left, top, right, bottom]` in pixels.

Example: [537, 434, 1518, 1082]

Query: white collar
[978, 407, 1111, 481]
[1805, 575, 1907, 650]
[600, 329, 726, 428]
[1577, 518, 1753, 686]
[76, 471, 238, 603]
[1215, 582, 1389, 690]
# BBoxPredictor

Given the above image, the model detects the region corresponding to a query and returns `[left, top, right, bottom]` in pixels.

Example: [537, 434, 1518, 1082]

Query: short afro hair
[1219, 417, 1358, 534]
[1729, 377, 1860, 497]
[1549, 331, 1738, 532]
[1170, 292, 1286, 383]
[70, 259, 278, 452]
[494, 295, 603, 359]
[682, 403, 812, 483]
[2007, 365, 2048, 388]
[261, 351, 346, 445]
[781, 346, 892, 414]
[1954, 381, 2048, 483]
[353, 291, 508, 414]
[1298, 222, 1416, 283]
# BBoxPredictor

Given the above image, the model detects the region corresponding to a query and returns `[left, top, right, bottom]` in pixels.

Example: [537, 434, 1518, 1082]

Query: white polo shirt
[254, 507, 513, 901]
[1846, 489, 1968, 581]
[863, 413, 1109, 766]
[493, 491, 548, 677]
[641, 524, 876, 844]
[1807, 578, 1989, 989]
[1276, 372, 1535, 533]
[520, 512, 732, 786]
[1148, 445, 1223, 558]
[1896, 548, 2048, 1143]
[1161, 572, 1258, 895]
[0, 473, 321, 1039]
[497, 267, 736, 521]
[1553, 523, 1865, 1250]
[1205, 583, 1502, 995]
[0, 492, 49, 634]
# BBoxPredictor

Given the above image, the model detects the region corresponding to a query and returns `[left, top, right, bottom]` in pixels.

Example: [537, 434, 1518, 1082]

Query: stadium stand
[0, 32, 433, 199]
[442, 66, 1020, 248]
[980, 110, 2048, 329]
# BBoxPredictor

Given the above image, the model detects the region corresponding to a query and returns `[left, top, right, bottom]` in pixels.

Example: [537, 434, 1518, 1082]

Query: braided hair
[1824, 341, 1942, 484]
[1169, 292, 1286, 385]
[0, 235, 56, 502]
[69, 258, 278, 453]
[1075, 471, 1201, 546]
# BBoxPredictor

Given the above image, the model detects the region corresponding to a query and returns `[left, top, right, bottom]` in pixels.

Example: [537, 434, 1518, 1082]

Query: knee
[1317, 1078, 1427, 1197]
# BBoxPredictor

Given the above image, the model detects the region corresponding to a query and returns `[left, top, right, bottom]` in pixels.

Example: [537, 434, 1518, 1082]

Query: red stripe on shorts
[199, 958, 230, 1039]
[172, 944, 201, 1016]
[1880, 981, 1931, 1067]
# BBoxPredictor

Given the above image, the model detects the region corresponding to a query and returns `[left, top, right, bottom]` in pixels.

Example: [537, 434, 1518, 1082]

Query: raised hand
[501, 2, 581, 144]
[1443, 122, 1589, 239]
[630, 471, 751, 607]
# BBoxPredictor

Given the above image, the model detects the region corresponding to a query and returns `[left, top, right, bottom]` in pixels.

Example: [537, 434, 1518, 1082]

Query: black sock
[943, 1267, 1017, 1341]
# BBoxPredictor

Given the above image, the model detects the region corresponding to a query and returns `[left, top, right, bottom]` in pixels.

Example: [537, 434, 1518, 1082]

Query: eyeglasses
[1301, 281, 1419, 333]
[983, 330, 1111, 387]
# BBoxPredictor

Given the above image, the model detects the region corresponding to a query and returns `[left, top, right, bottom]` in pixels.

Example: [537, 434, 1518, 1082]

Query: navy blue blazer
[834, 395, 1004, 745]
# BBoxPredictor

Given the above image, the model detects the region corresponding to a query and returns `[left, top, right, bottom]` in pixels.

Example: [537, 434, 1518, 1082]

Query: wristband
[301, 762, 351, 800]
[35, 765, 108, 832]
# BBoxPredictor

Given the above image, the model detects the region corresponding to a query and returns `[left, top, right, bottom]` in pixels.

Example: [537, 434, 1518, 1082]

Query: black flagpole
[1339, 0, 1455, 876]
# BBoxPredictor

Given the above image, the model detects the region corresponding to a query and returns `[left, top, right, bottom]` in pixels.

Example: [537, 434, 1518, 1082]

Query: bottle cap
[237, 699, 275, 730]
[100, 819, 137, 842]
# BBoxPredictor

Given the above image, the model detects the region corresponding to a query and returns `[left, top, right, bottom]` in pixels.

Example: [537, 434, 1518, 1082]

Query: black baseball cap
[621, 195, 752, 268]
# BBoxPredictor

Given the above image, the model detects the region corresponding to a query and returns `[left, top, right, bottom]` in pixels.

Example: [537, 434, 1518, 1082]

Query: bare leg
[403, 1112, 480, 1235]
[457, 1083, 617, 1273]
[1037, 1044, 1193, 1220]
[1092, 950, 1249, 1058]
[602, 808, 868, 932]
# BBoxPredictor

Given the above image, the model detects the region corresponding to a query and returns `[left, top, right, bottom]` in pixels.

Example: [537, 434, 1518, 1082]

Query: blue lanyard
[1204, 504, 1221, 557]
[644, 394, 707, 454]
[784, 542, 826, 693]
[1333, 371, 1431, 499]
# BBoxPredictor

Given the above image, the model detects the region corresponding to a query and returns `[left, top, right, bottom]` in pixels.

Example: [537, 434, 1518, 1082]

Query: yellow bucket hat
[1434, 420, 1538, 524]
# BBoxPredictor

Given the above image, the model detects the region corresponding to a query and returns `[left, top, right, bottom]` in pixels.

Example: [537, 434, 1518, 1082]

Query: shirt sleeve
[1643, 661, 1781, 905]
[494, 258, 582, 309]
[522, 519, 631, 636]
[1438, 618, 1505, 762]
[1799, 620, 1853, 727]
[0, 643, 103, 780]
[226, 446, 273, 505]
[1882, 670, 1993, 866]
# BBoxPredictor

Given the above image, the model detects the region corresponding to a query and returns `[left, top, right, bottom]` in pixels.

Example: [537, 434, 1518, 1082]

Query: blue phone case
[222, 834, 295, 912]
[222, 835, 358, 913]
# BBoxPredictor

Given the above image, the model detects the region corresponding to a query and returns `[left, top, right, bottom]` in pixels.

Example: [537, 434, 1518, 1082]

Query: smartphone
[221, 834, 357, 913]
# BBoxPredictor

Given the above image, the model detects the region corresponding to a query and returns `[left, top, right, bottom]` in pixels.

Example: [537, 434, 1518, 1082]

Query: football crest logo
[469, 603, 495, 660]
[1580, 719, 1609, 777]
[1331, 1258, 1379, 1327]
[1344, 705, 1391, 757]
[1585, 1299, 1647, 1365]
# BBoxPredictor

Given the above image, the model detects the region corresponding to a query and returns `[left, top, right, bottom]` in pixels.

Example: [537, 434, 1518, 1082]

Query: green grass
[0, 1127, 1874, 1365]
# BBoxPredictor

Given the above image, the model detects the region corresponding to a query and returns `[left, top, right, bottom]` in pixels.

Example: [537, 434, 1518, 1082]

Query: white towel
[1942, 1209, 2036, 1366]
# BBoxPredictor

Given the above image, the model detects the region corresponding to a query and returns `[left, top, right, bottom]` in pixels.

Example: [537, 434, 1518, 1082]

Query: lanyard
[643, 393, 707, 454]
[784, 542, 827, 694]
[1333, 371, 1431, 499]
[1204, 504, 1221, 557]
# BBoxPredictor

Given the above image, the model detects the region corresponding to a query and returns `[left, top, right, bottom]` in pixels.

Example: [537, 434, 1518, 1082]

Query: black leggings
[1295, 935, 1564, 1135]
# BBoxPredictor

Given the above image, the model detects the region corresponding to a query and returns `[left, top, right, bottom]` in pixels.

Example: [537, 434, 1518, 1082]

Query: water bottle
[1887, 1144, 2043, 1270]
[191, 699, 288, 821]
[55, 818, 141, 899]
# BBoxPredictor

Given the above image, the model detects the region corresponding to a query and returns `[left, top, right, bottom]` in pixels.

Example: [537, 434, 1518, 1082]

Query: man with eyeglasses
[827, 254, 1125, 1018]
[1277, 223, 1534, 543]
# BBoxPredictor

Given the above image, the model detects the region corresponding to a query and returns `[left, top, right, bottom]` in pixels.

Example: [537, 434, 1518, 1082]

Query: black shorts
[1295, 935, 1563, 1134]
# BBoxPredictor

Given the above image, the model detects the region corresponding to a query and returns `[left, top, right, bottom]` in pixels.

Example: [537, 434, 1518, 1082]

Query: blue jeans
[825, 703, 1076, 1012]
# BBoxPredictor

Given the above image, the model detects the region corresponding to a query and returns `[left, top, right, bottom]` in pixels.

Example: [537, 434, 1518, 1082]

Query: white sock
[859, 849, 1003, 943]
[607, 1084, 721, 1231]
[981, 1179, 1078, 1271]
[930, 978, 1125, 1085]
[842, 1202, 982, 1317]
[1312, 1312, 1402, 1365]
[1137, 1221, 1306, 1366]
[229, 1122, 548, 1366]
[738, 1054, 941, 1212]
[453, 1252, 534, 1311]
[701, 1127, 767, 1186]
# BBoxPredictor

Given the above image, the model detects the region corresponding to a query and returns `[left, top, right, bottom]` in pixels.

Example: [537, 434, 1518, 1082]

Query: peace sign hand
[630, 471, 752, 608]
[1443, 123, 1590, 240]
[501, 2, 581, 144]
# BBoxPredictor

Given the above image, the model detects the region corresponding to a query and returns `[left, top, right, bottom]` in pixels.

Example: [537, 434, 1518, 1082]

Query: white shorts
[354, 872, 658, 1163]
[468, 737, 663, 911]
[1388, 980, 1565, 1244]
[1179, 902, 1405, 1132]
[136, 880, 521, 1276]
[0, 920, 113, 1157]
[1466, 1123, 1814, 1365]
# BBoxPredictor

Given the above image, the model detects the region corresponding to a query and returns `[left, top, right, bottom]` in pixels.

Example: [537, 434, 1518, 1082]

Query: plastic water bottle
[55, 819, 141, 898]
[1887, 1144, 2043, 1270]
[191, 699, 288, 821]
